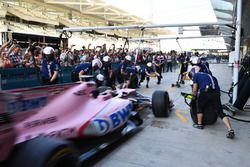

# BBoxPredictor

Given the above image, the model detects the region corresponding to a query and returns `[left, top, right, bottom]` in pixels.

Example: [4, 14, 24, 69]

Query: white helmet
[147, 62, 152, 67]
[103, 56, 111, 62]
[135, 65, 141, 71]
[191, 56, 200, 65]
[92, 58, 103, 69]
[96, 74, 104, 81]
[43, 46, 54, 55]
[125, 55, 132, 61]
[189, 80, 194, 85]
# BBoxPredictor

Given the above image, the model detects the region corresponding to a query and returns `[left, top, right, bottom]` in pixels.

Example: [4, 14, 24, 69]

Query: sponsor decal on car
[24, 116, 57, 128]
[24, 127, 76, 140]
[93, 103, 132, 133]
[7, 96, 48, 113]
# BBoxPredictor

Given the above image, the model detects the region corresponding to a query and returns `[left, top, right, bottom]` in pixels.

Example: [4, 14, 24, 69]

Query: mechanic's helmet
[125, 55, 132, 61]
[103, 56, 111, 63]
[92, 58, 103, 69]
[147, 62, 152, 67]
[43, 46, 55, 61]
[135, 65, 141, 72]
[96, 74, 104, 81]
[189, 80, 194, 85]
[191, 57, 201, 65]
[43, 46, 54, 55]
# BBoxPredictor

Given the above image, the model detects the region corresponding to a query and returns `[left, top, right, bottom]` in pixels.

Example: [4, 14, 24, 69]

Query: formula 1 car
[0, 82, 170, 167]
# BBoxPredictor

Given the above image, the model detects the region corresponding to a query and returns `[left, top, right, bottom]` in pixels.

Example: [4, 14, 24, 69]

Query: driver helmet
[147, 62, 152, 67]
[125, 55, 132, 61]
[103, 56, 111, 63]
[96, 74, 104, 81]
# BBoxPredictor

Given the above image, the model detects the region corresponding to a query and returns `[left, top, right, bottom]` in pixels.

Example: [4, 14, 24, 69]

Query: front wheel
[152, 91, 170, 117]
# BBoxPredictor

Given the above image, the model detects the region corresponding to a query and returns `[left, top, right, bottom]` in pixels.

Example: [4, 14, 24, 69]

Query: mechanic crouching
[71, 61, 92, 82]
[144, 62, 161, 88]
[189, 68, 235, 139]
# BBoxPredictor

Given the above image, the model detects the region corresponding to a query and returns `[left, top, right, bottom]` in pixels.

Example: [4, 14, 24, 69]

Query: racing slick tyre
[190, 99, 217, 125]
[234, 77, 250, 110]
[10, 137, 80, 167]
[152, 90, 170, 117]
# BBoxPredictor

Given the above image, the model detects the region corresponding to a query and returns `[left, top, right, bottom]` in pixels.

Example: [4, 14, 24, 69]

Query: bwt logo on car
[93, 103, 132, 133]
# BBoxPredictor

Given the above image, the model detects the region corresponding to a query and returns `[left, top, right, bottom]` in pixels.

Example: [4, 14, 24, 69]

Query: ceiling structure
[198, 0, 236, 51]
[1, 0, 249, 52]
[204, 0, 250, 51]
[0, 0, 173, 38]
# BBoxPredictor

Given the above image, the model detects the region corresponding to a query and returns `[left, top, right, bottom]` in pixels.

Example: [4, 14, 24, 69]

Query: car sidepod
[81, 99, 133, 136]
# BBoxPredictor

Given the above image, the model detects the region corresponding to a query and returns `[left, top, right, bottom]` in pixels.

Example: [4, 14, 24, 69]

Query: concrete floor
[90, 64, 250, 167]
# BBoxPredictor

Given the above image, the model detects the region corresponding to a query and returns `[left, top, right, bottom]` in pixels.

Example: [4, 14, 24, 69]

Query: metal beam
[214, 8, 233, 15]
[62, 22, 233, 32]
[45, 0, 107, 6]
[233, 0, 242, 103]
[128, 35, 233, 41]
[217, 17, 233, 22]
[83, 6, 104, 12]
[82, 11, 130, 16]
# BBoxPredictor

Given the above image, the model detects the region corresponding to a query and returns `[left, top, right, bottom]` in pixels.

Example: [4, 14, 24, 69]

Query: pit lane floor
[85, 64, 250, 167]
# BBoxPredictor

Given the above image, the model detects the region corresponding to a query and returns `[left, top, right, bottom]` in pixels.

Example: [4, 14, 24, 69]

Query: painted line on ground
[175, 109, 188, 123]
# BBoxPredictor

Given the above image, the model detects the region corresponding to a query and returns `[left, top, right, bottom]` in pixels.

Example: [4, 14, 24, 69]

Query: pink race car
[0, 82, 171, 167]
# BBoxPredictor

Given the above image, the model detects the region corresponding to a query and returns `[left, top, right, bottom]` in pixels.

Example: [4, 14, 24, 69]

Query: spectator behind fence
[9, 44, 24, 68]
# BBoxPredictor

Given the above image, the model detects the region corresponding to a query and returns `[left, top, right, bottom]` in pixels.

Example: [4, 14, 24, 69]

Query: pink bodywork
[0, 82, 134, 161]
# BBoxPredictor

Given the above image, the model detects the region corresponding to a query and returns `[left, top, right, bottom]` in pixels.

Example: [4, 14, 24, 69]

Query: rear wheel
[10, 137, 80, 167]
[152, 91, 170, 117]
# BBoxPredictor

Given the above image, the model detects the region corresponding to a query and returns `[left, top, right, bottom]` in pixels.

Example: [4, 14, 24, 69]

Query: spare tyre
[152, 90, 170, 117]
[190, 99, 217, 125]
